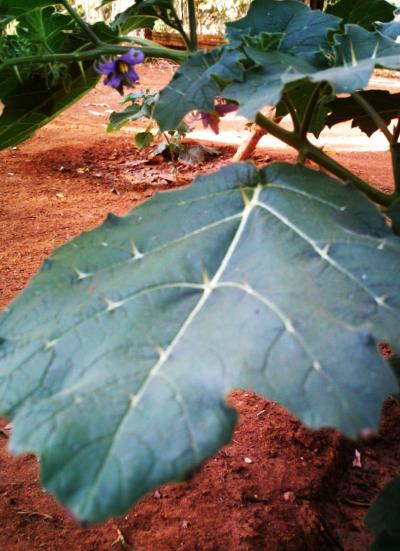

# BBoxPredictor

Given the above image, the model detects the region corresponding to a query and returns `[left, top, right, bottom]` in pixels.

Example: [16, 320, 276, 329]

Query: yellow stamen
[118, 61, 129, 74]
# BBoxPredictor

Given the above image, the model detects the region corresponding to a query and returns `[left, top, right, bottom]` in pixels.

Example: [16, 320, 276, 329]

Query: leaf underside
[326, 90, 400, 136]
[0, 162, 399, 523]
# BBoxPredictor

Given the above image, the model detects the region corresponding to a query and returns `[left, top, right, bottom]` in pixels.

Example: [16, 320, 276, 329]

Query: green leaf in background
[326, 0, 396, 31]
[0, 162, 398, 522]
[0, 0, 55, 28]
[16, 7, 74, 54]
[108, 0, 181, 34]
[108, 90, 158, 131]
[0, 65, 99, 149]
[276, 81, 333, 138]
[365, 476, 400, 550]
[0, 6, 121, 149]
[135, 130, 153, 147]
[326, 90, 400, 136]
[154, 48, 245, 131]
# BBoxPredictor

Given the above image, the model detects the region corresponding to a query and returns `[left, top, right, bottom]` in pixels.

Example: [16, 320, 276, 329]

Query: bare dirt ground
[1, 62, 399, 550]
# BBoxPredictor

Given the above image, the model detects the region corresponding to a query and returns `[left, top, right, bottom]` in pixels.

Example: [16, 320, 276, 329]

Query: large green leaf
[0, 7, 120, 149]
[365, 477, 400, 550]
[223, 24, 400, 120]
[227, 0, 341, 66]
[1, 162, 398, 522]
[154, 48, 245, 131]
[154, 1, 400, 129]
[0, 66, 99, 149]
[326, 0, 396, 31]
[377, 21, 400, 40]
[326, 90, 400, 136]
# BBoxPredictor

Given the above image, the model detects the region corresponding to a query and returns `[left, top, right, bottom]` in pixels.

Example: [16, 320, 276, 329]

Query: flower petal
[209, 117, 220, 135]
[125, 67, 140, 84]
[96, 60, 116, 75]
[215, 103, 238, 116]
[120, 48, 145, 65]
[201, 112, 210, 128]
[105, 71, 123, 89]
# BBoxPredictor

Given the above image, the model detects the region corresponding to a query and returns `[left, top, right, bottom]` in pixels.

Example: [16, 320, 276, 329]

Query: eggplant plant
[1, 0, 400, 547]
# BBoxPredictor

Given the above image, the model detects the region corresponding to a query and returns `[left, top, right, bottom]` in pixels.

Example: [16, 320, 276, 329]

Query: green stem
[393, 117, 400, 143]
[60, 0, 102, 47]
[299, 82, 325, 138]
[352, 91, 394, 144]
[171, 8, 192, 51]
[187, 0, 198, 51]
[115, 36, 190, 62]
[255, 112, 394, 206]
[391, 143, 400, 196]
[0, 44, 188, 72]
[117, 36, 161, 48]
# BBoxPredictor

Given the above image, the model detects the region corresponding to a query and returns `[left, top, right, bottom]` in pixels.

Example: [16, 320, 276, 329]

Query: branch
[255, 112, 395, 206]
[187, 0, 198, 51]
[391, 143, 400, 197]
[0, 43, 188, 72]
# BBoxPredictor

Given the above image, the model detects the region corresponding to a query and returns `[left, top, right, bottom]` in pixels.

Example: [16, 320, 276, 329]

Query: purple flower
[96, 49, 145, 95]
[198, 102, 238, 134]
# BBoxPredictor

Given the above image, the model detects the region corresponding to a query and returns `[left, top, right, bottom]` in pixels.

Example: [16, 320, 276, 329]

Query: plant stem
[352, 91, 394, 144]
[187, 0, 198, 51]
[391, 143, 400, 196]
[171, 7, 192, 51]
[60, 0, 102, 47]
[255, 112, 394, 206]
[393, 117, 400, 143]
[115, 36, 190, 62]
[299, 82, 325, 138]
[0, 44, 189, 72]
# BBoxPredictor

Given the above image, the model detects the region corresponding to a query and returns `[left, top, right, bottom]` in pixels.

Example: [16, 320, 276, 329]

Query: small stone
[153, 490, 161, 499]
[283, 491, 296, 503]
[352, 449, 362, 468]
[182, 520, 190, 529]
[244, 457, 253, 464]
